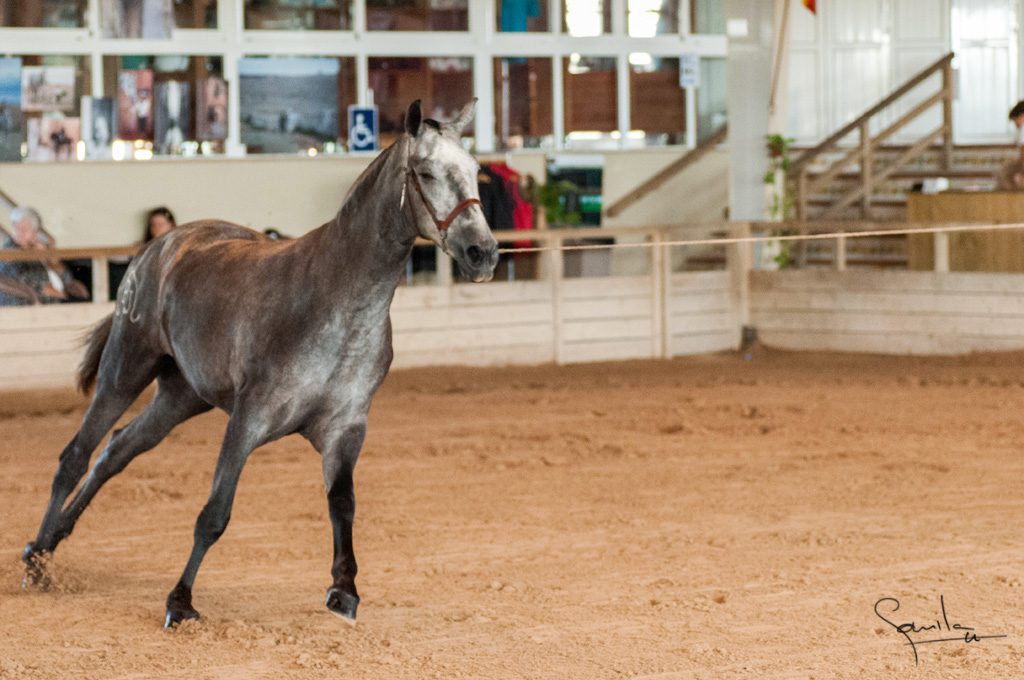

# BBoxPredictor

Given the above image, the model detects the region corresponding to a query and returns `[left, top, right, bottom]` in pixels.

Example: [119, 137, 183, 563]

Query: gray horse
[23, 100, 499, 628]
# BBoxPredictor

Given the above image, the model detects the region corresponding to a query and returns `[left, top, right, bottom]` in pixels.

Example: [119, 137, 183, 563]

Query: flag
[803, 0, 816, 13]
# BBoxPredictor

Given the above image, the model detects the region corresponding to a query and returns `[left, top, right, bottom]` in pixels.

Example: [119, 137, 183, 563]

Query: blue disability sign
[347, 105, 378, 152]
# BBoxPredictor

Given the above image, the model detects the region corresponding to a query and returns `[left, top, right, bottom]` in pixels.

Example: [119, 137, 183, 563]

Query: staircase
[792, 52, 960, 223]
[795, 144, 1013, 221]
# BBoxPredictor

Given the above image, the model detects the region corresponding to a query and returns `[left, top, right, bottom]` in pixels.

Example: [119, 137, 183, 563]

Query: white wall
[783, 0, 1024, 145]
[0, 147, 723, 248]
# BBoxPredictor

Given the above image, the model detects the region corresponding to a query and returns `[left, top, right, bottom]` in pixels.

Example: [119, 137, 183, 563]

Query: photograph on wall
[81, 96, 117, 160]
[100, 0, 174, 39]
[27, 117, 81, 162]
[117, 69, 155, 141]
[239, 57, 338, 153]
[154, 81, 189, 155]
[21, 66, 76, 113]
[195, 76, 228, 141]
[0, 57, 23, 162]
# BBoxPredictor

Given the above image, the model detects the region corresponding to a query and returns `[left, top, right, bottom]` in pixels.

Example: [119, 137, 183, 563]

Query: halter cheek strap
[405, 170, 482, 232]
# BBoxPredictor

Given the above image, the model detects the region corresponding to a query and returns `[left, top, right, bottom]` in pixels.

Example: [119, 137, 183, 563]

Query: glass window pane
[494, 57, 553, 150]
[562, 0, 610, 36]
[690, 0, 724, 34]
[174, 0, 217, 29]
[629, 56, 685, 146]
[0, 58, 21, 162]
[496, 0, 548, 32]
[368, 57, 475, 147]
[366, 0, 467, 31]
[100, 55, 227, 157]
[0, 0, 86, 27]
[245, 0, 351, 31]
[100, 0, 176, 38]
[697, 56, 727, 142]
[628, 0, 678, 36]
[240, 56, 356, 154]
[563, 55, 617, 146]
[12, 55, 92, 162]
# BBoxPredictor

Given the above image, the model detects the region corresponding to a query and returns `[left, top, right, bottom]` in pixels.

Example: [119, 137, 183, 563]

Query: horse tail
[76, 313, 114, 395]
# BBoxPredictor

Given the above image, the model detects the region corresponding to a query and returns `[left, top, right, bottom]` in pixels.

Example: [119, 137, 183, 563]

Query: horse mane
[343, 138, 401, 206]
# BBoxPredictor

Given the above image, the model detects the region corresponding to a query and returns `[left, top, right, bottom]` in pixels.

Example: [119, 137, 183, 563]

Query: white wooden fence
[3, 223, 1023, 391]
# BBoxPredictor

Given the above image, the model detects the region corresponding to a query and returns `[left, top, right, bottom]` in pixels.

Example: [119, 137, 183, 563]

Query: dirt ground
[2, 347, 1024, 679]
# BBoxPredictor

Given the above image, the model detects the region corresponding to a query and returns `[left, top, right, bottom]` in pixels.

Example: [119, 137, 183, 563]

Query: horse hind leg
[24, 340, 162, 586]
[48, 368, 211, 556]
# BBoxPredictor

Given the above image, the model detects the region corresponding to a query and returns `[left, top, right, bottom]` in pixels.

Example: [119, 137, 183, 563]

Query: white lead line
[497, 222, 1024, 255]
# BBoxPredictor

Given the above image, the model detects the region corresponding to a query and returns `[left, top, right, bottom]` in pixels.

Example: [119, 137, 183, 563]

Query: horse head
[403, 99, 499, 283]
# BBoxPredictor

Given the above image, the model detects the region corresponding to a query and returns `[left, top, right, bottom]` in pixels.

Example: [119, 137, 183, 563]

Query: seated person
[109, 206, 179, 300]
[0, 207, 87, 306]
[145, 206, 177, 242]
[1002, 101, 1024, 190]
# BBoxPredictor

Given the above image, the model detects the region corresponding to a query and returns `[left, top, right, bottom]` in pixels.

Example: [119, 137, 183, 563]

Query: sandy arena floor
[2, 347, 1024, 679]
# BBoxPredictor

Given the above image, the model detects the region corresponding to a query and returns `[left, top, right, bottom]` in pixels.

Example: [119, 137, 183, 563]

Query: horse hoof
[325, 587, 359, 625]
[164, 607, 200, 630]
[164, 583, 200, 629]
[21, 544, 51, 591]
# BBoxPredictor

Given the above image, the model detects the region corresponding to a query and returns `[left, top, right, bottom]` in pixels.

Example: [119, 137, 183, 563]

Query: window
[99, 55, 227, 157]
[697, 57, 726, 142]
[366, 0, 467, 31]
[629, 56, 685, 146]
[0, 0, 86, 28]
[493, 57, 553, 149]
[17, 55, 92, 162]
[563, 55, 616, 147]
[174, 0, 218, 29]
[690, 0, 724, 34]
[627, 0, 678, 36]
[244, 0, 350, 31]
[239, 56, 356, 154]
[562, 0, 609, 36]
[496, 0, 548, 32]
[369, 56, 475, 147]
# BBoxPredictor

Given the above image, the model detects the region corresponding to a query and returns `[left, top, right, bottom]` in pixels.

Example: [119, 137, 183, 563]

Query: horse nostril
[466, 245, 485, 266]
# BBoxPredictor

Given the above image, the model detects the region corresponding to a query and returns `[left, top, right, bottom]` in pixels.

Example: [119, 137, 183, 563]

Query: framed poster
[0, 57, 22, 162]
[21, 66, 75, 113]
[117, 69, 155, 141]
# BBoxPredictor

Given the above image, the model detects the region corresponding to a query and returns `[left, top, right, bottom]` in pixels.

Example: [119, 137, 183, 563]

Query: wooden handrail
[603, 124, 728, 218]
[0, 245, 138, 262]
[791, 52, 954, 174]
[794, 52, 955, 221]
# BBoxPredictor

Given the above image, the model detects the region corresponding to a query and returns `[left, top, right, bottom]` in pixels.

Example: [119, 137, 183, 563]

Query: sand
[1, 347, 1023, 679]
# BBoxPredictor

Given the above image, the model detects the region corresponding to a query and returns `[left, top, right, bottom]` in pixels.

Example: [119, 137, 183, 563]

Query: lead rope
[495, 221, 1024, 255]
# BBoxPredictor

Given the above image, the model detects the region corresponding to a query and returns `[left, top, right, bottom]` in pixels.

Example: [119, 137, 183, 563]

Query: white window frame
[0, 0, 727, 157]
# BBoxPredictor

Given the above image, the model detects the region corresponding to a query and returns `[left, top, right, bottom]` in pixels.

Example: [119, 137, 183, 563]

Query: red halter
[404, 167, 482, 233]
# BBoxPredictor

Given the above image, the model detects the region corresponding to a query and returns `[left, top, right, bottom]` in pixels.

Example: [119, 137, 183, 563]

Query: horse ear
[405, 99, 422, 137]
[448, 98, 477, 137]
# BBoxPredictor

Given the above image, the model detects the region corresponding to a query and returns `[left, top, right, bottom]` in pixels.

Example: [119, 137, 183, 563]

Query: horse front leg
[164, 409, 268, 628]
[314, 421, 366, 624]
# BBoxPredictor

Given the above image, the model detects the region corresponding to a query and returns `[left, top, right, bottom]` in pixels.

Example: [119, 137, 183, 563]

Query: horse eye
[419, 172, 436, 181]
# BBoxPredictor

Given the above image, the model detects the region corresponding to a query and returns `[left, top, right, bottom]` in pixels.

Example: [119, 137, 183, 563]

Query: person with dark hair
[145, 206, 177, 242]
[109, 206, 179, 301]
[1002, 101, 1024, 190]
